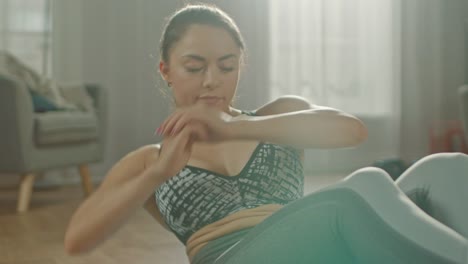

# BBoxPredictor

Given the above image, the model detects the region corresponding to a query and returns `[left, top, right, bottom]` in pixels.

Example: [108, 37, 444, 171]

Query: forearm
[64, 166, 165, 255]
[229, 109, 368, 149]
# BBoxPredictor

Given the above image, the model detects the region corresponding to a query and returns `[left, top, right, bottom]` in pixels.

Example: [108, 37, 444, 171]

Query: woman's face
[160, 24, 242, 113]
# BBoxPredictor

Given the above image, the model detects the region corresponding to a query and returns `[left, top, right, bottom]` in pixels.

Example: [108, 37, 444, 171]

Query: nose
[202, 66, 221, 89]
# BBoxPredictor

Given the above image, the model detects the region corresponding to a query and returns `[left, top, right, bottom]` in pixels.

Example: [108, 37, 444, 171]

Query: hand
[157, 104, 233, 143]
[154, 122, 208, 181]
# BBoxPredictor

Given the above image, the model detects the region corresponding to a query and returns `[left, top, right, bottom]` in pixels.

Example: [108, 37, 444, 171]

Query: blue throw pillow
[29, 90, 60, 112]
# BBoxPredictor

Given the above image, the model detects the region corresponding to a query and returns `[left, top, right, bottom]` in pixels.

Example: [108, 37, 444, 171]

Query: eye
[220, 67, 234, 73]
[186, 67, 203, 73]
[219, 59, 236, 73]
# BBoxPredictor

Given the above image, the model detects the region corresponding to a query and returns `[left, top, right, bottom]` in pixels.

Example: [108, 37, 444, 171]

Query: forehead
[170, 24, 241, 60]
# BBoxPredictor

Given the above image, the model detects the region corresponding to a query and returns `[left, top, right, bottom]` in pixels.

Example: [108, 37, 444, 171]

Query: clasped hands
[156, 104, 239, 143]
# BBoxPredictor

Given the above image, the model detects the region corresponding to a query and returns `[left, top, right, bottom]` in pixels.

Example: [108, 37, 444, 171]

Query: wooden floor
[0, 174, 345, 264]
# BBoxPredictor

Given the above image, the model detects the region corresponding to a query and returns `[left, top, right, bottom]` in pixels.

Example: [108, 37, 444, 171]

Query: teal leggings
[192, 153, 468, 264]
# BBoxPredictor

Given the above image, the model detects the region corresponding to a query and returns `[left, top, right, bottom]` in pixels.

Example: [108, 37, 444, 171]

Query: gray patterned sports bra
[155, 110, 304, 244]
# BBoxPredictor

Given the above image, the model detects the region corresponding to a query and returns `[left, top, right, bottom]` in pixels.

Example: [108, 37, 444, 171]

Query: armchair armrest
[459, 85, 468, 142]
[59, 83, 108, 158]
[85, 84, 107, 157]
[58, 83, 107, 135]
[84, 84, 107, 122]
[0, 75, 35, 172]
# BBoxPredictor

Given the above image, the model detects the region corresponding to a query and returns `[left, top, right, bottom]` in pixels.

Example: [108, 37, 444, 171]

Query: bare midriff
[186, 204, 283, 262]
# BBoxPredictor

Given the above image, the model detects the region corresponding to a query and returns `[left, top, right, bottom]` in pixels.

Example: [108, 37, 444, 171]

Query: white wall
[400, 0, 468, 162]
[52, 1, 83, 83]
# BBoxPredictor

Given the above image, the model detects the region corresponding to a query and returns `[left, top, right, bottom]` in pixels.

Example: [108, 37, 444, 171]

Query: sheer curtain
[269, 0, 401, 172]
[399, 0, 465, 161]
[0, 0, 52, 76]
[0, 0, 83, 82]
[51, 1, 83, 83]
[269, 0, 400, 116]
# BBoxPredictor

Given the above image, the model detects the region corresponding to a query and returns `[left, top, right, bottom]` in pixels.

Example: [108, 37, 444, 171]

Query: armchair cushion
[34, 111, 99, 146]
[29, 90, 61, 112]
[60, 83, 96, 112]
[0, 51, 93, 112]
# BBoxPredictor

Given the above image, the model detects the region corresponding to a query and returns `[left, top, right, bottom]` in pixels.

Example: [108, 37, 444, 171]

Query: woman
[64, 4, 468, 264]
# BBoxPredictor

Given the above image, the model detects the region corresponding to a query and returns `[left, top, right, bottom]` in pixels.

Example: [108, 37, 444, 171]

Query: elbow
[64, 243, 82, 256]
[64, 237, 80, 256]
[64, 228, 92, 256]
[350, 118, 368, 146]
[64, 232, 83, 256]
[325, 113, 368, 148]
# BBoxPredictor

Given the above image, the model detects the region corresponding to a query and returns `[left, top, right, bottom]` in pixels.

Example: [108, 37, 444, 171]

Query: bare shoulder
[118, 143, 162, 166]
[254, 95, 314, 116]
[139, 143, 162, 169]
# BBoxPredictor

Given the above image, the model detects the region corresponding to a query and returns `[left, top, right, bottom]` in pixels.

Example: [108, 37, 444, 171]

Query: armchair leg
[78, 165, 94, 196]
[17, 173, 36, 213]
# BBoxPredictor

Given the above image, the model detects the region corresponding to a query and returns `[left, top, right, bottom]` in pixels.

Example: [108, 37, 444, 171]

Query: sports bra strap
[241, 110, 257, 116]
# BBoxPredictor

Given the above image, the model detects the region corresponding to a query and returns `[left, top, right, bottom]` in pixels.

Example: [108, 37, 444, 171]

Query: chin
[197, 100, 226, 108]
[210, 104, 228, 111]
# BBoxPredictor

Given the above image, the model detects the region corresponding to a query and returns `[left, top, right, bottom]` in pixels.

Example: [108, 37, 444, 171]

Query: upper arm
[98, 144, 170, 230]
[140, 145, 171, 230]
[143, 195, 171, 231]
[254, 95, 367, 149]
[99, 144, 159, 189]
[254, 95, 314, 116]
[254, 95, 313, 162]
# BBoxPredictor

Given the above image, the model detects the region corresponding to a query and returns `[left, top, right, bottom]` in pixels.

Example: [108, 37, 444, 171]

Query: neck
[227, 106, 242, 117]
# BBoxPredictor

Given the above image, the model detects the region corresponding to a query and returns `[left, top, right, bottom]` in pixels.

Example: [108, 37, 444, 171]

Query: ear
[159, 61, 170, 82]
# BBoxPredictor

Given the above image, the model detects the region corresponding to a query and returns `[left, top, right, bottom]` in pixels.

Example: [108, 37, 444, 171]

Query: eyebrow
[182, 53, 237, 62]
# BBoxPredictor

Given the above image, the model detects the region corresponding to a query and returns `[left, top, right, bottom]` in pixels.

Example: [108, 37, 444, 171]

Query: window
[0, 0, 53, 76]
[269, 0, 400, 116]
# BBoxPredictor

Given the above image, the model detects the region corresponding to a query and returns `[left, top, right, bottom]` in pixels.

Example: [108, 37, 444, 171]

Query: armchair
[0, 75, 107, 212]
[459, 85, 468, 143]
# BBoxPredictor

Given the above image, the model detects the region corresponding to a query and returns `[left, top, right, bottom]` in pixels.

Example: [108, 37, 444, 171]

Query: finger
[160, 115, 173, 135]
[174, 123, 197, 145]
[167, 114, 188, 136]
[162, 111, 184, 135]
[160, 105, 205, 134]
[160, 109, 184, 134]
[188, 122, 209, 141]
[159, 113, 174, 135]
[168, 124, 191, 151]
[182, 125, 199, 152]
[172, 114, 194, 135]
[175, 109, 210, 135]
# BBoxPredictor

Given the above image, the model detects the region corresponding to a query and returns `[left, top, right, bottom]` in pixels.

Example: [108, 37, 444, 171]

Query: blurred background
[1, 0, 467, 185]
[0, 0, 467, 262]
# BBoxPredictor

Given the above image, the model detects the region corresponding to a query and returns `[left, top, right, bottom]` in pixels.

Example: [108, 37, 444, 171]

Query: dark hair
[159, 4, 246, 63]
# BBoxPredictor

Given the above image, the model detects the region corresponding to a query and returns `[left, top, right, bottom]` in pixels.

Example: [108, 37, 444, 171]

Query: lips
[198, 96, 223, 104]
[199, 96, 222, 99]
[198, 96, 224, 105]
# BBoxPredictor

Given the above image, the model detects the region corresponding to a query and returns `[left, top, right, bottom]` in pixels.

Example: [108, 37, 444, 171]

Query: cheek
[172, 70, 199, 91]
[172, 84, 196, 102]
[171, 72, 201, 105]
[230, 71, 240, 82]
[225, 71, 240, 90]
